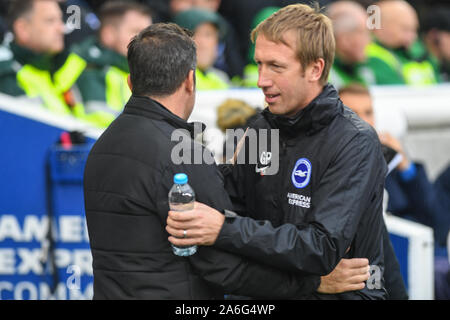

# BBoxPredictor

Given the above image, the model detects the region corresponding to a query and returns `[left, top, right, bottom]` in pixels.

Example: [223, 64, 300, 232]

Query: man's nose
[257, 68, 272, 88]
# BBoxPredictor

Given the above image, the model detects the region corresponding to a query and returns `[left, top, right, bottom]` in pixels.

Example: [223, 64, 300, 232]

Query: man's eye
[272, 64, 283, 70]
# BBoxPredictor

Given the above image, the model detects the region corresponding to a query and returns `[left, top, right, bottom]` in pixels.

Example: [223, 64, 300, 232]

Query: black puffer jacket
[83, 95, 320, 299]
[217, 84, 388, 299]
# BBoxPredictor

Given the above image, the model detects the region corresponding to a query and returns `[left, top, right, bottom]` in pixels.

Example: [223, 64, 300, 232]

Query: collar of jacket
[123, 95, 206, 138]
[10, 41, 68, 73]
[262, 84, 343, 138]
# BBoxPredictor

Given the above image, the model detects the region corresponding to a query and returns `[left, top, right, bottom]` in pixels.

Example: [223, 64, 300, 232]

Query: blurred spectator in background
[133, 0, 245, 79]
[193, 0, 246, 81]
[339, 84, 450, 248]
[174, 8, 230, 90]
[366, 0, 439, 85]
[422, 6, 450, 82]
[0, 0, 100, 126]
[327, 1, 376, 89]
[72, 1, 152, 127]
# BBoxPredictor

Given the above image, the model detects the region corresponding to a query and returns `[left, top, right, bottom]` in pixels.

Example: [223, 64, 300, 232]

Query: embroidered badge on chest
[291, 158, 311, 189]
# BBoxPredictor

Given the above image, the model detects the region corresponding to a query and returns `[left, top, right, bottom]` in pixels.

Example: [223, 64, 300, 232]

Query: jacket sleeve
[215, 132, 387, 275]
[189, 246, 320, 298]
[159, 158, 321, 298]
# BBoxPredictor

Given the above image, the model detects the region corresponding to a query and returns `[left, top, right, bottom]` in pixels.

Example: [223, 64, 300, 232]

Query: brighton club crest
[291, 158, 311, 189]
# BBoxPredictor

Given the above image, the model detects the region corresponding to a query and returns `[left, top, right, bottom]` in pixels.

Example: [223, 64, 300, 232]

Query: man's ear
[100, 25, 115, 48]
[186, 69, 195, 93]
[308, 58, 325, 82]
[127, 75, 133, 91]
[13, 18, 29, 44]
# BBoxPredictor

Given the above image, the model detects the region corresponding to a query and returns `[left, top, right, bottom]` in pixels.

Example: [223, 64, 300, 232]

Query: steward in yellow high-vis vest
[195, 67, 230, 90]
[70, 1, 152, 127]
[174, 9, 231, 90]
[0, 41, 109, 126]
[366, 40, 440, 85]
[72, 37, 131, 127]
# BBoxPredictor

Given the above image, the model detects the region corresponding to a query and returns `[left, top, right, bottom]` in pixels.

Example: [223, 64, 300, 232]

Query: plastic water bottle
[168, 173, 197, 256]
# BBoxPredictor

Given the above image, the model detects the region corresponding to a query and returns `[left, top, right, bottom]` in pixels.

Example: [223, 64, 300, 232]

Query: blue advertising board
[0, 105, 96, 300]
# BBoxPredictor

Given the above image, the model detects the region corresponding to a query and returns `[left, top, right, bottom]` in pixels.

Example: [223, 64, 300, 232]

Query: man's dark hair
[127, 23, 196, 97]
[98, 1, 152, 28]
[8, 0, 34, 29]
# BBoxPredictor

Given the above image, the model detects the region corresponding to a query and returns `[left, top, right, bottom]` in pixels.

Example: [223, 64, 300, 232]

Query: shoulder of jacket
[91, 120, 170, 173]
[334, 107, 380, 146]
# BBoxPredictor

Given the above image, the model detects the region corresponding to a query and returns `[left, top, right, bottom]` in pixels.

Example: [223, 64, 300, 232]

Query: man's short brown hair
[251, 3, 335, 85]
[8, 0, 35, 30]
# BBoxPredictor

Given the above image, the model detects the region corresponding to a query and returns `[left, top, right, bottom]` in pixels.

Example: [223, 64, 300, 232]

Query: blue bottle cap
[174, 173, 188, 184]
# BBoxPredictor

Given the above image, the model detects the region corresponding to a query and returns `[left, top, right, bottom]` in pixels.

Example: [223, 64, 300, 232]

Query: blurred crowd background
[0, 0, 449, 128]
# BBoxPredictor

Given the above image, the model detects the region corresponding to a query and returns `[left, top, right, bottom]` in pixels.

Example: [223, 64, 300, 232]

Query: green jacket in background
[72, 37, 131, 126]
[365, 39, 440, 85]
[0, 41, 91, 120]
[329, 56, 376, 89]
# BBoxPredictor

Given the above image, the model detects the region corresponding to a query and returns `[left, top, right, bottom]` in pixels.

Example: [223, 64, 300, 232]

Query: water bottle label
[169, 202, 194, 211]
[171, 244, 198, 257]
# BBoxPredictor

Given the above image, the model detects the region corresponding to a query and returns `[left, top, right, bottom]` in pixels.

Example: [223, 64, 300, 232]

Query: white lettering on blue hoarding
[0, 214, 93, 300]
[0, 215, 89, 242]
[0, 281, 93, 300]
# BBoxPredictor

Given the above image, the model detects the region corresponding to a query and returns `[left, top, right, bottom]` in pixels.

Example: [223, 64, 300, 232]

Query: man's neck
[149, 93, 187, 121]
[302, 84, 323, 110]
[283, 84, 323, 118]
